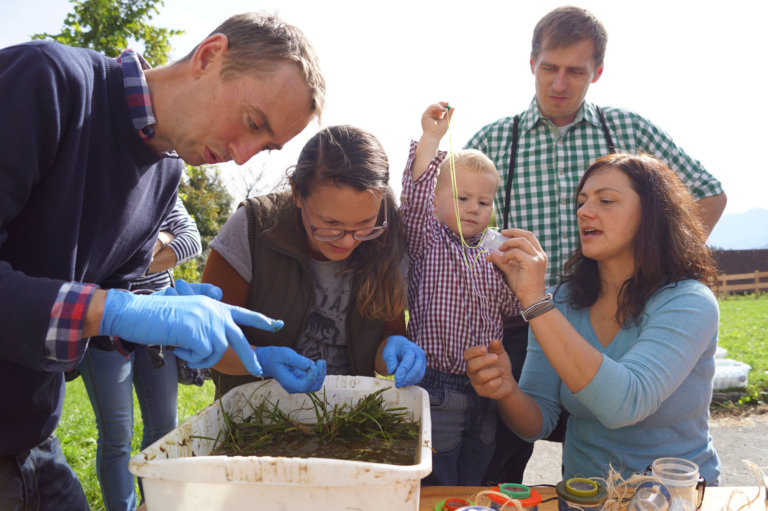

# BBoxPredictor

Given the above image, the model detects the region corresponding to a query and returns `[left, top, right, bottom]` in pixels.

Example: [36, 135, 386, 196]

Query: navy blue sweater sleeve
[0, 42, 182, 369]
[0, 41, 182, 456]
[0, 43, 80, 367]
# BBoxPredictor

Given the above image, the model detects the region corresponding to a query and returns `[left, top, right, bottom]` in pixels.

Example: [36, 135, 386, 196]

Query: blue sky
[2, 0, 765, 222]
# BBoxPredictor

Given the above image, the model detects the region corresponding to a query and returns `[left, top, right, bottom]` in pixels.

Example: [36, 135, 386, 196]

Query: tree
[178, 165, 235, 277]
[232, 158, 270, 203]
[31, 1, 235, 282]
[32, 1, 234, 281]
[32, 0, 183, 66]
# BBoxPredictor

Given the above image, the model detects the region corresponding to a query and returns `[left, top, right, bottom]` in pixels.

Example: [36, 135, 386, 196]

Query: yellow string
[446, 107, 489, 269]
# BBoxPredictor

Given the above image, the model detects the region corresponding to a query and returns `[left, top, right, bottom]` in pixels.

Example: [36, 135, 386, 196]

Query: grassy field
[57, 295, 768, 510]
[715, 294, 768, 401]
[59, 378, 216, 510]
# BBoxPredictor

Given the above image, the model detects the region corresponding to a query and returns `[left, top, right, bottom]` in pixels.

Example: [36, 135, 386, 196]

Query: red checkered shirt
[401, 140, 521, 374]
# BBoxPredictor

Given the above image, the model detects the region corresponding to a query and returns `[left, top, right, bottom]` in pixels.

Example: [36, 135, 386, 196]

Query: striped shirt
[401, 141, 521, 374]
[465, 98, 724, 287]
[42, 49, 161, 367]
[130, 197, 202, 292]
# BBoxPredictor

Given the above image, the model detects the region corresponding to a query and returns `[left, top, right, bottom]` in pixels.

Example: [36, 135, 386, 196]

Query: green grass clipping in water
[208, 387, 420, 465]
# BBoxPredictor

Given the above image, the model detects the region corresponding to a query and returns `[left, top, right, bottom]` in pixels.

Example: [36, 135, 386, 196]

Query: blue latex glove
[256, 346, 327, 394]
[311, 359, 327, 392]
[99, 289, 284, 375]
[382, 335, 426, 387]
[155, 279, 223, 300]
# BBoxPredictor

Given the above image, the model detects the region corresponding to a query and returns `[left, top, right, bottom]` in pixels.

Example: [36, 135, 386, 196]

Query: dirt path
[709, 411, 768, 486]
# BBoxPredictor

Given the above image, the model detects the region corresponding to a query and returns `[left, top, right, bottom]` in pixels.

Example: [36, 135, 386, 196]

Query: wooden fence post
[717, 270, 768, 297]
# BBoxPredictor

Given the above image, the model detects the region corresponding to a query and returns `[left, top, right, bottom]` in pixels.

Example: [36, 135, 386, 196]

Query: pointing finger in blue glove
[99, 289, 284, 376]
[175, 279, 224, 300]
[156, 279, 224, 300]
[382, 335, 426, 387]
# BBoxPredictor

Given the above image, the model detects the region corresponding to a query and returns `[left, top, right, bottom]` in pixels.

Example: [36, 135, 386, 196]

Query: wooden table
[420, 485, 764, 511]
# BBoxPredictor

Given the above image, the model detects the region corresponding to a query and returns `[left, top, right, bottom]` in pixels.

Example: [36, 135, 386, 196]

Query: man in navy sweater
[0, 13, 326, 509]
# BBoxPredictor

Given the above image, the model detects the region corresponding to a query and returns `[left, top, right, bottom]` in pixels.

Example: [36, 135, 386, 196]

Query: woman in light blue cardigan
[465, 153, 721, 484]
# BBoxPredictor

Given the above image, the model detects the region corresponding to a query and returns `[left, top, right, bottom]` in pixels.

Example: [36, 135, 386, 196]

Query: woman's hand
[464, 339, 518, 400]
[487, 228, 549, 308]
[152, 231, 175, 256]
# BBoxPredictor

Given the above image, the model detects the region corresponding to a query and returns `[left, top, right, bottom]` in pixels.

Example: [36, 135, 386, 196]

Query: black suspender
[502, 106, 616, 230]
[595, 105, 616, 154]
[502, 115, 521, 230]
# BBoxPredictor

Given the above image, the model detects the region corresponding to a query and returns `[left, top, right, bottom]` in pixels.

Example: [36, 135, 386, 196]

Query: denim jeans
[0, 434, 89, 511]
[79, 345, 178, 511]
[419, 368, 497, 486]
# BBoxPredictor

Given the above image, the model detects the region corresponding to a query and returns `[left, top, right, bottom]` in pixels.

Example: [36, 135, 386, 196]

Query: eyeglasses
[301, 197, 388, 242]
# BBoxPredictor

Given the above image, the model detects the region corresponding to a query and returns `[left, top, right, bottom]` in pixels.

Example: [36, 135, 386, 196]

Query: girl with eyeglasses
[203, 125, 426, 398]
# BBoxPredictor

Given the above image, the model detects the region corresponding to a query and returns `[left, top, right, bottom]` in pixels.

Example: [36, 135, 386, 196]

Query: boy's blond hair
[436, 149, 500, 189]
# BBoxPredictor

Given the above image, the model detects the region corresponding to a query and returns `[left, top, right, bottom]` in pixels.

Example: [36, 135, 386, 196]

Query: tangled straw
[469, 460, 767, 511]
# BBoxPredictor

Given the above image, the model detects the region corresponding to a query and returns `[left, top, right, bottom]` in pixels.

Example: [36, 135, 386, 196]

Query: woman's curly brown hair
[560, 153, 718, 325]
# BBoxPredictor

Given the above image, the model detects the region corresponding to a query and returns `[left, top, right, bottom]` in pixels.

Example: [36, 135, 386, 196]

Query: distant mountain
[708, 208, 768, 250]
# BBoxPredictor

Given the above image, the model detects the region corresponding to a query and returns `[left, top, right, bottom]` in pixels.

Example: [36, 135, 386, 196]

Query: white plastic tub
[712, 358, 751, 390]
[129, 375, 431, 510]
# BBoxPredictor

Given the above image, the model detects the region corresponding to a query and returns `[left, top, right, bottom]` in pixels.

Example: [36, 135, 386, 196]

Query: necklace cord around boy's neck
[446, 108, 489, 269]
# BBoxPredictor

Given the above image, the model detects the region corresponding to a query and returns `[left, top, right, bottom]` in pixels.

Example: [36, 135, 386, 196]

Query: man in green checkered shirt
[467, 8, 725, 289]
[464, 5, 726, 485]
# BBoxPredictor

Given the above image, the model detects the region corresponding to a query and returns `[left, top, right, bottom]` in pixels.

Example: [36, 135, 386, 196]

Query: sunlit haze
[3, 0, 764, 225]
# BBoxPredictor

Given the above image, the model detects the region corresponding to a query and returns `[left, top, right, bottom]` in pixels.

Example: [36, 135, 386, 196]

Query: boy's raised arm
[411, 102, 452, 181]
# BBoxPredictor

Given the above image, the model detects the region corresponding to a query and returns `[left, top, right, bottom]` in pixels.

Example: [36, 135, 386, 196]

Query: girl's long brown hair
[289, 125, 406, 321]
[560, 153, 718, 325]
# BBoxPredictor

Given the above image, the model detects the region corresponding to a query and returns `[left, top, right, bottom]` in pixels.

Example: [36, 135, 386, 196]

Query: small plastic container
[651, 457, 705, 511]
[712, 358, 751, 390]
[436, 497, 473, 511]
[628, 481, 671, 511]
[556, 478, 608, 511]
[479, 229, 508, 254]
[487, 484, 542, 511]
